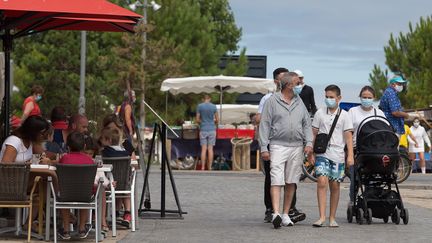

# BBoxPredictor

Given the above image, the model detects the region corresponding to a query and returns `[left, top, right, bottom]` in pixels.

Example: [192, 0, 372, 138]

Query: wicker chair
[0, 163, 42, 242]
[49, 163, 102, 243]
[102, 156, 137, 232]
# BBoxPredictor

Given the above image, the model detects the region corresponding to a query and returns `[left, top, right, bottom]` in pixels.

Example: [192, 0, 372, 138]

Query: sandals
[312, 219, 325, 227]
[313, 219, 339, 227]
[329, 220, 339, 228]
[22, 220, 39, 233]
[102, 225, 110, 233]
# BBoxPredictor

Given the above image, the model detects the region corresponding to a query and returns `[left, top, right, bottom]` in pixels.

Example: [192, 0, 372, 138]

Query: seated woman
[57, 132, 94, 240]
[0, 115, 49, 232]
[99, 127, 133, 228]
[0, 115, 50, 163]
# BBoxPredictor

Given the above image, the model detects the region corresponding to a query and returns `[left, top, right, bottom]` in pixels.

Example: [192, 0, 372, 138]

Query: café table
[30, 164, 57, 240]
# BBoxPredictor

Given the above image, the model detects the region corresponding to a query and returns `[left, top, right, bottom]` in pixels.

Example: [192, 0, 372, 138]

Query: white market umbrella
[161, 75, 274, 122]
[215, 104, 258, 124]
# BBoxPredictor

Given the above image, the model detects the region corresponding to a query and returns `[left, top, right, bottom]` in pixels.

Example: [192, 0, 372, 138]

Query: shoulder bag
[313, 108, 341, 153]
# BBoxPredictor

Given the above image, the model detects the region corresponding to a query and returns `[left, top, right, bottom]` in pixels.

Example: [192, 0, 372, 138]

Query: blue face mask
[325, 98, 337, 108]
[360, 98, 374, 108]
[35, 95, 42, 101]
[293, 85, 303, 95]
[394, 85, 403, 93]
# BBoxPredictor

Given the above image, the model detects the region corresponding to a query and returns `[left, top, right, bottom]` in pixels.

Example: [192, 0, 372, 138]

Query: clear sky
[229, 0, 432, 107]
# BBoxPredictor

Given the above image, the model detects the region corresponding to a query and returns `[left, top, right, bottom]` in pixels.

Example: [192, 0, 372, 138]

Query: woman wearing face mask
[347, 86, 385, 206]
[408, 118, 431, 174]
[21, 85, 44, 125]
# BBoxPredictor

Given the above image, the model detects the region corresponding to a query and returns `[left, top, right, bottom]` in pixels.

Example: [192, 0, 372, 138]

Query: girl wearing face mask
[346, 86, 385, 205]
[21, 84, 44, 124]
[408, 118, 431, 174]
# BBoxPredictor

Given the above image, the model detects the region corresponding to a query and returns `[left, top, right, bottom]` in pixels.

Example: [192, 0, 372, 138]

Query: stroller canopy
[356, 116, 399, 154]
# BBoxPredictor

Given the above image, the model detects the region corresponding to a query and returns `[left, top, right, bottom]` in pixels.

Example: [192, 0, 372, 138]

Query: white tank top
[0, 135, 33, 163]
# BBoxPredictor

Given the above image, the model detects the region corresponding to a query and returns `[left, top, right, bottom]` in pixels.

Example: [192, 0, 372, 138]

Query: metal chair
[0, 163, 42, 242]
[49, 163, 102, 243]
[102, 156, 137, 232]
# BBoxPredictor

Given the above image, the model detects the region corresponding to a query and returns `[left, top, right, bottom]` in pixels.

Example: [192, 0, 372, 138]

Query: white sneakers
[272, 213, 282, 228]
[272, 213, 294, 228]
[282, 214, 294, 226]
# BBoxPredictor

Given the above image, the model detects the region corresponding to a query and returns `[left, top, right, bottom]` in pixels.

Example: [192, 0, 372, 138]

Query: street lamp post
[79, 31, 87, 115]
[140, 0, 148, 145]
[128, 0, 161, 148]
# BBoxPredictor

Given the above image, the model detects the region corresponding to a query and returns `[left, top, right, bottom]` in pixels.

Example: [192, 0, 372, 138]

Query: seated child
[40, 126, 62, 165]
[99, 127, 133, 228]
[58, 132, 94, 240]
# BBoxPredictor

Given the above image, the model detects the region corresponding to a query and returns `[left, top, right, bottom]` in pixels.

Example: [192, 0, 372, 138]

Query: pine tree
[368, 64, 388, 99]
[370, 16, 432, 108]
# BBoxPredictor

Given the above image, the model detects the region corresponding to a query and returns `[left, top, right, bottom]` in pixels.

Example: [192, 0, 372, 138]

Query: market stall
[215, 104, 258, 124]
[161, 76, 272, 170]
[161, 75, 274, 122]
[166, 104, 260, 170]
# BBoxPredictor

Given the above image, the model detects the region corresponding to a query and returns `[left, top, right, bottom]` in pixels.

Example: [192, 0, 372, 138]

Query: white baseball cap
[292, 69, 304, 77]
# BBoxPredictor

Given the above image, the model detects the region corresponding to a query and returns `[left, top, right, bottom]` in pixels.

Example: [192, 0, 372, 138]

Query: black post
[3, 29, 12, 139]
[138, 122, 158, 213]
[164, 124, 184, 217]
[160, 123, 166, 217]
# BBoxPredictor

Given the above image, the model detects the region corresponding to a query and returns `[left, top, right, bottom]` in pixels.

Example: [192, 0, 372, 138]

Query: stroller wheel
[347, 205, 353, 223]
[402, 208, 409, 225]
[356, 208, 364, 225]
[383, 216, 389, 223]
[391, 208, 400, 225]
[366, 208, 373, 225]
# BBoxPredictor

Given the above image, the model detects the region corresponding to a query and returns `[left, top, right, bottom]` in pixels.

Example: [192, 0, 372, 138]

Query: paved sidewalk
[121, 170, 432, 243]
[1, 170, 430, 242]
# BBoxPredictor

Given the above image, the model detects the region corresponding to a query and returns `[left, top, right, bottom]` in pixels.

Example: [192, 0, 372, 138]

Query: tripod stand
[137, 102, 186, 219]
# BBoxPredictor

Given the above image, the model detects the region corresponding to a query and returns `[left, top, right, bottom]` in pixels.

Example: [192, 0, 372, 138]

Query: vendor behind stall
[196, 94, 218, 170]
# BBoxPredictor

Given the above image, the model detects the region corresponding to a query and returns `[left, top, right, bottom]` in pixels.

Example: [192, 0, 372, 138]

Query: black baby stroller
[347, 115, 409, 225]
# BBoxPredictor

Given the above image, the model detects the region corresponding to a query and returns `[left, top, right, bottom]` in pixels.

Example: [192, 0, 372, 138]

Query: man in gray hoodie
[259, 72, 313, 229]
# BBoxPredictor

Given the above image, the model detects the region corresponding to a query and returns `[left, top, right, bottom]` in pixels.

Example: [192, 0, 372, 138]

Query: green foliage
[8, 0, 247, 128]
[368, 64, 388, 99]
[370, 16, 432, 108]
[11, 31, 124, 126]
[198, 0, 242, 52]
[120, 0, 247, 125]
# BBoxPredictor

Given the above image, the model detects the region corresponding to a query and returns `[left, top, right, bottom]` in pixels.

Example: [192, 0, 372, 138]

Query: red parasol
[0, 0, 142, 137]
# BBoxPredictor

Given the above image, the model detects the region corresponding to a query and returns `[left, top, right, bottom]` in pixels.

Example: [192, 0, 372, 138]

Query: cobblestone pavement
[121, 170, 432, 243]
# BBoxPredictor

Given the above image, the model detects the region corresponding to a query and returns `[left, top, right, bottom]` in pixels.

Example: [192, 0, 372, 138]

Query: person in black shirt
[293, 70, 317, 116]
